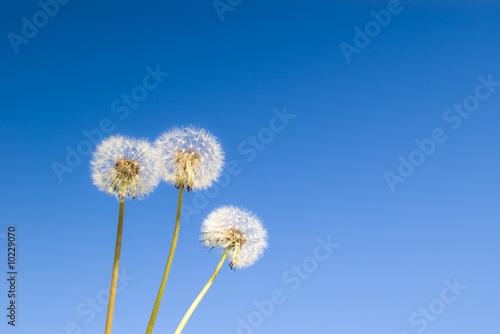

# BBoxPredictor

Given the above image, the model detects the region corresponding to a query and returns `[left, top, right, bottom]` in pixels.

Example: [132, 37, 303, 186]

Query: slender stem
[104, 197, 125, 334]
[174, 247, 231, 334]
[146, 186, 185, 334]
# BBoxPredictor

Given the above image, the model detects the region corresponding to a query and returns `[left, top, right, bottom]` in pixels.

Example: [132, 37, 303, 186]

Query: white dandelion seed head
[155, 125, 224, 191]
[201, 206, 268, 269]
[90, 135, 161, 200]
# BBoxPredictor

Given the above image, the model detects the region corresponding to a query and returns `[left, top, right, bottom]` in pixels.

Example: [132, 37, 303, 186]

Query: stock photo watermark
[339, 0, 405, 63]
[51, 64, 169, 183]
[225, 235, 340, 334]
[47, 267, 134, 334]
[397, 278, 467, 334]
[384, 74, 499, 192]
[5, 226, 17, 327]
[181, 106, 296, 224]
[7, 0, 71, 54]
[213, 0, 243, 21]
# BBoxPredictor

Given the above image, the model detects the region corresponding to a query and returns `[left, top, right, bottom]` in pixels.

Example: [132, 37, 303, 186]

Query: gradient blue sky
[1, 1, 500, 333]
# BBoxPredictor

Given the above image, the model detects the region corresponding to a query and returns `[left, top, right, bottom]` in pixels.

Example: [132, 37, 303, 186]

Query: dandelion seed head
[115, 158, 140, 178]
[155, 126, 224, 191]
[90, 135, 160, 200]
[173, 149, 201, 191]
[201, 206, 267, 269]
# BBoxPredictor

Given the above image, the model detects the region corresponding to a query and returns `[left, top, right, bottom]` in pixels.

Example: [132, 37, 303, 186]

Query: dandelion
[91, 135, 160, 200]
[174, 206, 268, 334]
[155, 125, 224, 191]
[146, 126, 224, 334]
[90, 135, 160, 334]
[201, 206, 268, 269]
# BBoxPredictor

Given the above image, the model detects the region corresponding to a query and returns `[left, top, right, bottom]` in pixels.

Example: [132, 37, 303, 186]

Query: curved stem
[174, 247, 231, 334]
[146, 186, 185, 334]
[104, 197, 125, 334]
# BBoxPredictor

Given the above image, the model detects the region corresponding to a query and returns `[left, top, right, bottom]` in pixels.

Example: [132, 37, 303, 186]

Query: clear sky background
[1, 1, 500, 333]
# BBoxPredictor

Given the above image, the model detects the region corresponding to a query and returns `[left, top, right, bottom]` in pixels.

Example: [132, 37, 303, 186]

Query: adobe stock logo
[339, 0, 405, 63]
[397, 278, 466, 334]
[384, 74, 499, 192]
[7, 0, 71, 54]
[213, 0, 243, 21]
[225, 235, 340, 334]
[48, 267, 134, 334]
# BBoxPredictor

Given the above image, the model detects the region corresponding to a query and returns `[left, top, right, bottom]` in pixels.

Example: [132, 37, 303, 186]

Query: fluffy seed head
[90, 135, 160, 200]
[155, 126, 224, 191]
[201, 206, 267, 269]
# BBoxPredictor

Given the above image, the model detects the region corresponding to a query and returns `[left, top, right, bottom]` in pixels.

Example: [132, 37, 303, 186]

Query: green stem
[146, 186, 185, 334]
[174, 247, 231, 334]
[104, 197, 125, 334]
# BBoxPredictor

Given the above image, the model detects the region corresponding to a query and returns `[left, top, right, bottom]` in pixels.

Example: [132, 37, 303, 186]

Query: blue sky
[1, 1, 500, 333]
